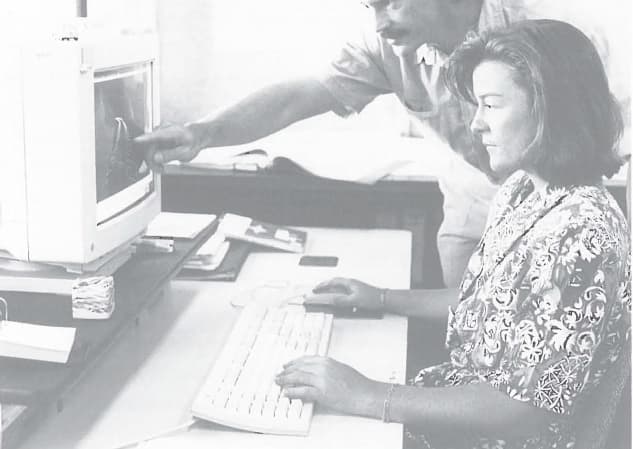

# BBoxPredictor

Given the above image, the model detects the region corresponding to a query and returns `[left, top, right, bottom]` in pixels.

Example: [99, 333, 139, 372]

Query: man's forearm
[384, 288, 459, 322]
[188, 78, 338, 148]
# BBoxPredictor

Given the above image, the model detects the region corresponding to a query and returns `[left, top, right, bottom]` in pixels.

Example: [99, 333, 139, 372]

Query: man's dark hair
[444, 19, 624, 185]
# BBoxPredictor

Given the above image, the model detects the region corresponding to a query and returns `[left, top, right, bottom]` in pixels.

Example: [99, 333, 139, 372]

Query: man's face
[362, 0, 444, 52]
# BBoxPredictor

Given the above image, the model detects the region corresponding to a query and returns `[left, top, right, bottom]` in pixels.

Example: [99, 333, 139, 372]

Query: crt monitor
[0, 26, 161, 268]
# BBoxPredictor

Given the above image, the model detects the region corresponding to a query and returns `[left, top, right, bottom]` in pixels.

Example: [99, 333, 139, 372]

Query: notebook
[218, 214, 307, 253]
[177, 241, 252, 282]
[183, 231, 230, 271]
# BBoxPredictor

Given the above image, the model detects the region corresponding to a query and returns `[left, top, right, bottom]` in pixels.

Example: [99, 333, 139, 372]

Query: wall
[3, 1, 630, 149]
[87, 0, 156, 32]
[155, 0, 405, 134]
[1, 1, 76, 25]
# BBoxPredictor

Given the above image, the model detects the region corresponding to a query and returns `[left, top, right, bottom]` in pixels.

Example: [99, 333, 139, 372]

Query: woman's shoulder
[540, 184, 629, 259]
[496, 172, 627, 231]
[493, 173, 628, 250]
[562, 184, 628, 230]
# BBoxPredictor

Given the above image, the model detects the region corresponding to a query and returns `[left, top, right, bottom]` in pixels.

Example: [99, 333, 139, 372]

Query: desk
[18, 228, 412, 449]
[162, 165, 627, 290]
[0, 222, 218, 449]
[163, 166, 443, 289]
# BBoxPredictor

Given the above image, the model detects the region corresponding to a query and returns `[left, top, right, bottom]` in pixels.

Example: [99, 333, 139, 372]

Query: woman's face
[470, 60, 536, 178]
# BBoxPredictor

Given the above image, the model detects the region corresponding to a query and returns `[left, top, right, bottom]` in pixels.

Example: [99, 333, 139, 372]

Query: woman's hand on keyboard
[306, 278, 383, 312]
[275, 356, 384, 418]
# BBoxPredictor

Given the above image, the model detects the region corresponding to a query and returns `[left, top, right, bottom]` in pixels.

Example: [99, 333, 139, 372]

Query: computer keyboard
[191, 303, 334, 436]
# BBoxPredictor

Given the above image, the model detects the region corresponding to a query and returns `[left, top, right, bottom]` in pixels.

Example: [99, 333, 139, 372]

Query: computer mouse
[311, 284, 349, 295]
[303, 292, 340, 306]
[302, 292, 383, 319]
[303, 302, 383, 319]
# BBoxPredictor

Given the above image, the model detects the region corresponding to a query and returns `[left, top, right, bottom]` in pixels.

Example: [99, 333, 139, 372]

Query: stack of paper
[184, 232, 230, 272]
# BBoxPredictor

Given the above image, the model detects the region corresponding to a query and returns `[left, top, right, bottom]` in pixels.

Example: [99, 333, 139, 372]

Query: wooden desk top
[18, 228, 412, 449]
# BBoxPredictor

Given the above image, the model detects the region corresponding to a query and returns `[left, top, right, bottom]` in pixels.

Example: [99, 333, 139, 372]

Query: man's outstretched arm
[135, 77, 341, 164]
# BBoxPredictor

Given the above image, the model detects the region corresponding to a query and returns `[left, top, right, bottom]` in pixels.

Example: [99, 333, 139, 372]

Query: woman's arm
[307, 278, 460, 323]
[382, 382, 553, 438]
[277, 357, 553, 439]
[383, 288, 460, 322]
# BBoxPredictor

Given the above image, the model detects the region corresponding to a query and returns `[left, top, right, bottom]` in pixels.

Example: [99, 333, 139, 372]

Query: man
[136, 0, 628, 288]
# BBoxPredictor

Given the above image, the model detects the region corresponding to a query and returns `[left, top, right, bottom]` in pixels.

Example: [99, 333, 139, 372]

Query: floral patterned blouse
[409, 171, 630, 449]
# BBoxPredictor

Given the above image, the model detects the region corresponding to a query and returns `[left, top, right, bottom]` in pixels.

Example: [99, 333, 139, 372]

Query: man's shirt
[317, 0, 515, 238]
[317, 0, 629, 239]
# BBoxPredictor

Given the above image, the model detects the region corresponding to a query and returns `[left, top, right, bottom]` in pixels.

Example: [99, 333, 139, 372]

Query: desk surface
[18, 228, 412, 449]
[0, 221, 218, 449]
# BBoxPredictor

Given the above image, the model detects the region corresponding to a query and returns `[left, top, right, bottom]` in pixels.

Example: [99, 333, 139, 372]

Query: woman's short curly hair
[444, 19, 623, 185]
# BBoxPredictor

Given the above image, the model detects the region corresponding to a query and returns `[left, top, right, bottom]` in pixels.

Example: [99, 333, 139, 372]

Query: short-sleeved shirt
[317, 0, 526, 226]
[318, 0, 630, 240]
[410, 171, 631, 448]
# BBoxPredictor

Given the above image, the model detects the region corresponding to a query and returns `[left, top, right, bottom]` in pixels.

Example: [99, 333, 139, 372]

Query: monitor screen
[94, 63, 155, 223]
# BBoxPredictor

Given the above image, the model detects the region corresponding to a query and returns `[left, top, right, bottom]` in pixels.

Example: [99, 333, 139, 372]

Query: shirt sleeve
[410, 362, 482, 387]
[496, 217, 630, 415]
[316, 29, 393, 117]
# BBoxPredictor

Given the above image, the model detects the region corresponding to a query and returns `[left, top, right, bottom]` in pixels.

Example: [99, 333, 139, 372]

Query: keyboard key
[289, 398, 303, 419]
[191, 303, 333, 436]
[275, 396, 290, 419]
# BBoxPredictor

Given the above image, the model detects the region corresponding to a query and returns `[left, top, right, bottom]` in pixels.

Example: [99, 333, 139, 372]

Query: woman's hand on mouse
[305, 277, 384, 312]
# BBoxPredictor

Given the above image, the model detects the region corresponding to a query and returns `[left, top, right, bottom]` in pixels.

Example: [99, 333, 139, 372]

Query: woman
[275, 19, 630, 448]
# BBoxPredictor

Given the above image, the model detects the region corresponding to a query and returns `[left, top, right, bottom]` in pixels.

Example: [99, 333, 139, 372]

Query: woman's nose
[470, 110, 487, 134]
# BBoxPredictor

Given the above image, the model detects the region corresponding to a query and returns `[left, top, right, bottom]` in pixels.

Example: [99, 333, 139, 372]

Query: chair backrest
[573, 345, 631, 449]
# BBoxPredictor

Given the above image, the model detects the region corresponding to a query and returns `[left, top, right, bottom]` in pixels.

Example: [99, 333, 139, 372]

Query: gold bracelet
[382, 383, 396, 423]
